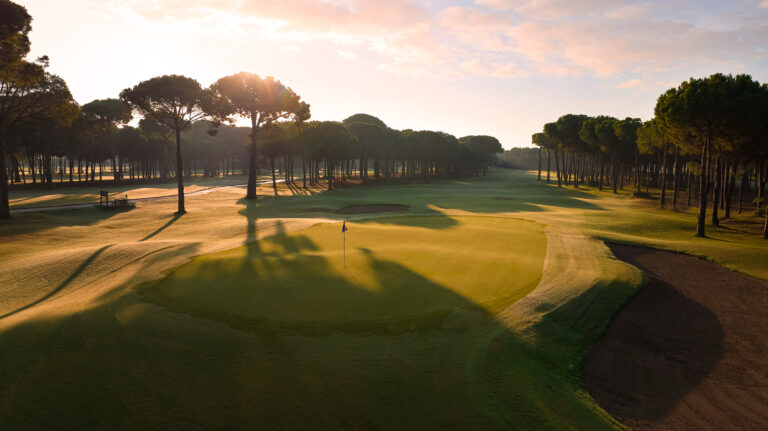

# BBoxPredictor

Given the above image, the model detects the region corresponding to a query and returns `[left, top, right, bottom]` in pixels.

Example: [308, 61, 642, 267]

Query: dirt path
[583, 243, 768, 431]
[9, 180, 285, 213]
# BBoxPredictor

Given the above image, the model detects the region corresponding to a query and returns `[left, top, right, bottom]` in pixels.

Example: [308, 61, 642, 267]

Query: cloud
[337, 50, 357, 60]
[617, 79, 644, 88]
[438, 6, 515, 52]
[95, 0, 768, 81]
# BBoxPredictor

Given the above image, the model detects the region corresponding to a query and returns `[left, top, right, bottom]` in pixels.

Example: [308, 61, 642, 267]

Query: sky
[19, 0, 768, 148]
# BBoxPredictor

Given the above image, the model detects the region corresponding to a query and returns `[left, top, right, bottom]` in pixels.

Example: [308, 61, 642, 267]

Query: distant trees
[1, 2, 504, 219]
[300, 121, 357, 190]
[120, 75, 211, 214]
[536, 73, 768, 238]
[460, 135, 503, 176]
[81, 98, 132, 185]
[343, 114, 387, 182]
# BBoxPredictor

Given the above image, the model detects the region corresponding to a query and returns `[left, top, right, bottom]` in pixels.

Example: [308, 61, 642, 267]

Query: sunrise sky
[19, 0, 768, 148]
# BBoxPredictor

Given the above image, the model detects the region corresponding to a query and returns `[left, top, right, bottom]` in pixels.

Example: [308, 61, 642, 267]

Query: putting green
[141, 216, 546, 331]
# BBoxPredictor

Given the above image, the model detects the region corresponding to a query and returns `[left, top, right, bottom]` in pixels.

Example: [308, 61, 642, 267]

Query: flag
[341, 221, 347, 233]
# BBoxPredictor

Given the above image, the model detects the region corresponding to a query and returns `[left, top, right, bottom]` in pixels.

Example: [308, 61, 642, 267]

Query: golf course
[1, 168, 766, 429]
[3, 1, 768, 428]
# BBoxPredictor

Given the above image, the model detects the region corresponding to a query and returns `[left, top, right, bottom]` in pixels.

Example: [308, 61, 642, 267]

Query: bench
[97, 191, 135, 209]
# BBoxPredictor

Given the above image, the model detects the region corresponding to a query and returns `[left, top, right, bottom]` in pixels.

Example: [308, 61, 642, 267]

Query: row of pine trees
[0, 2, 501, 218]
[532, 73, 768, 238]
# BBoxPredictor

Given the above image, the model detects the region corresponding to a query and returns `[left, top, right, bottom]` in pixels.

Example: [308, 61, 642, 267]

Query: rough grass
[0, 169, 765, 430]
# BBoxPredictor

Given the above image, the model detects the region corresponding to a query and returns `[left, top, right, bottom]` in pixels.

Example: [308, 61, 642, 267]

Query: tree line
[0, 1, 502, 218]
[532, 73, 768, 238]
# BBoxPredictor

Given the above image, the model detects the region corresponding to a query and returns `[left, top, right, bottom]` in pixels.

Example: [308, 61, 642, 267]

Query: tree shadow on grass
[0, 229, 725, 430]
[0, 207, 134, 237]
[241, 170, 604, 229]
[352, 211, 460, 229]
[140, 228, 487, 336]
[0, 244, 113, 320]
[139, 213, 184, 242]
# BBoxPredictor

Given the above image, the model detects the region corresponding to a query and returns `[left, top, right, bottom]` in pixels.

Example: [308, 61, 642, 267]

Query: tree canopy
[208, 72, 310, 199]
[120, 74, 210, 214]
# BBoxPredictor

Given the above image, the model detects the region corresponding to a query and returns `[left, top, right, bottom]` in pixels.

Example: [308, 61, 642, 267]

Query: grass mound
[140, 216, 546, 333]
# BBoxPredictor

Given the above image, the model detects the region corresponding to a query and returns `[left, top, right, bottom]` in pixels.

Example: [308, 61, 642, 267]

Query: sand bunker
[583, 243, 768, 430]
[335, 204, 409, 215]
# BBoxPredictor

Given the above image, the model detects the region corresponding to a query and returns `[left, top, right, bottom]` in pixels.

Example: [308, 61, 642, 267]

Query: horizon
[19, 0, 768, 149]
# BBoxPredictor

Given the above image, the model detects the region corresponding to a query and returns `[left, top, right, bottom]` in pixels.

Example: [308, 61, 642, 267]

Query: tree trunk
[598, 154, 604, 191]
[724, 162, 735, 219]
[757, 161, 766, 217]
[555, 149, 562, 187]
[763, 198, 768, 239]
[573, 153, 580, 188]
[546, 149, 551, 183]
[246, 115, 259, 200]
[0, 139, 10, 219]
[711, 155, 721, 226]
[175, 129, 186, 214]
[738, 169, 746, 214]
[672, 146, 679, 207]
[696, 138, 710, 237]
[687, 168, 692, 207]
[537, 147, 541, 181]
[270, 157, 277, 190]
[45, 154, 53, 190]
[28, 151, 36, 184]
[660, 144, 668, 207]
[113, 155, 120, 186]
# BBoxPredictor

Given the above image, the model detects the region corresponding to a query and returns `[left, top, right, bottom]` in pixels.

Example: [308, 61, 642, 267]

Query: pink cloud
[97, 0, 768, 81]
[438, 6, 515, 52]
[617, 79, 644, 88]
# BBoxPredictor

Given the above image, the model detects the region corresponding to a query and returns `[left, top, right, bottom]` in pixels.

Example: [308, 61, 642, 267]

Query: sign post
[342, 221, 347, 267]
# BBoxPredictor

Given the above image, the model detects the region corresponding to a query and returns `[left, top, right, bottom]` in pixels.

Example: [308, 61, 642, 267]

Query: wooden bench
[97, 191, 135, 209]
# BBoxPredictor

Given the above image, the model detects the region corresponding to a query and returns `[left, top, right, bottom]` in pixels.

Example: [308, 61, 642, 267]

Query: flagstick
[343, 227, 346, 267]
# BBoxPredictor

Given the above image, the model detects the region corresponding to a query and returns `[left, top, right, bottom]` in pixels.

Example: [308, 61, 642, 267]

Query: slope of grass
[0, 169, 765, 430]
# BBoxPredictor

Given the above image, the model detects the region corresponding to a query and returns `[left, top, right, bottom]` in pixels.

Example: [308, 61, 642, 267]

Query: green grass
[140, 216, 546, 333]
[0, 169, 765, 429]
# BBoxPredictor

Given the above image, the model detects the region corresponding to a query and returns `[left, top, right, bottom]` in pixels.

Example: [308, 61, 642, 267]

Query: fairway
[1, 169, 766, 430]
[141, 216, 545, 331]
[4, 3, 768, 427]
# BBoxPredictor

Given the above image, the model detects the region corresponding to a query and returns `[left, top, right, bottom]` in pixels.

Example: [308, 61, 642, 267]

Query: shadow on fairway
[0, 240, 725, 430]
[140, 213, 184, 242]
[244, 170, 605, 232]
[141, 224, 488, 336]
[0, 206, 134, 237]
[0, 244, 114, 320]
[3, 170, 718, 430]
